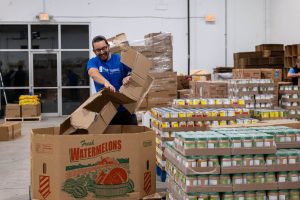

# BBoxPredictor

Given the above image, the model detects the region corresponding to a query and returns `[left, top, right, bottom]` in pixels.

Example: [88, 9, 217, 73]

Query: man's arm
[88, 68, 116, 92]
[287, 68, 300, 78]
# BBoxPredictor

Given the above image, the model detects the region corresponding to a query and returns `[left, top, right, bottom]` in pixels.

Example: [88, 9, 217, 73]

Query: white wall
[0, 0, 300, 74]
[268, 0, 300, 44]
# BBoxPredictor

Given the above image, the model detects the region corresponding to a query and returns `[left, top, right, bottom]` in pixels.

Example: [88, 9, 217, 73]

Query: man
[287, 56, 300, 85]
[87, 35, 137, 125]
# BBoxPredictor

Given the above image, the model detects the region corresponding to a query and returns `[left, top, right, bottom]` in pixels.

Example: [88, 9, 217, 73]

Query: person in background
[86, 35, 137, 125]
[287, 56, 300, 85]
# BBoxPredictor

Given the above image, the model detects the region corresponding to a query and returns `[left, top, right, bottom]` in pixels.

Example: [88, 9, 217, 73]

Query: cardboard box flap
[121, 46, 152, 80]
[122, 75, 154, 113]
[83, 89, 135, 112]
[120, 46, 138, 68]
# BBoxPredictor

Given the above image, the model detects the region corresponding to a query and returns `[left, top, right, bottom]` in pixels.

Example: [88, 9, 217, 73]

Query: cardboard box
[21, 103, 41, 117]
[31, 125, 156, 200]
[0, 122, 21, 141]
[60, 90, 139, 135]
[119, 46, 154, 112]
[255, 44, 284, 52]
[232, 69, 261, 79]
[107, 33, 129, 54]
[261, 69, 282, 82]
[5, 104, 21, 118]
[0, 123, 13, 141]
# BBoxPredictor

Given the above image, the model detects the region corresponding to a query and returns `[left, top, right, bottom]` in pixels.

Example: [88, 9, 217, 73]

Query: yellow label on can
[171, 122, 179, 128]
[179, 112, 186, 118]
[201, 99, 207, 105]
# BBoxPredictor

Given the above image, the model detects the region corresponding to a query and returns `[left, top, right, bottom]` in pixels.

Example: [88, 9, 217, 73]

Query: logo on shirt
[99, 66, 109, 73]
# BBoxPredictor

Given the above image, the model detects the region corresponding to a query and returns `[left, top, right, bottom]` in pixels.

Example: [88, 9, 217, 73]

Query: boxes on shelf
[5, 104, 21, 118]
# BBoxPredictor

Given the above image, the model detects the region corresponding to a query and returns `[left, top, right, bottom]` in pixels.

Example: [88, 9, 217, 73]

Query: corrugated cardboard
[31, 125, 156, 200]
[60, 90, 138, 135]
[0, 122, 21, 141]
[22, 103, 41, 117]
[5, 104, 21, 118]
[119, 46, 154, 112]
[0, 123, 13, 141]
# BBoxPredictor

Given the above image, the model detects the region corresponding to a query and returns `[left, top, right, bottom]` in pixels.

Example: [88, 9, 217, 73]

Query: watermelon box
[31, 125, 156, 200]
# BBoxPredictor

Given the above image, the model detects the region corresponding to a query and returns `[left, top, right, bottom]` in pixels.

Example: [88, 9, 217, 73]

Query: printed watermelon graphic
[62, 157, 134, 198]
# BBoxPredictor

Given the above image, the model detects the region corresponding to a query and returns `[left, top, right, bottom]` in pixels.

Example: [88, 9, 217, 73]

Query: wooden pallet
[5, 116, 42, 122]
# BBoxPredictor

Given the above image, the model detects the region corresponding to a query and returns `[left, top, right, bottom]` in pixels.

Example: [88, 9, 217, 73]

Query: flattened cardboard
[231, 147, 277, 155]
[221, 165, 267, 174]
[31, 125, 156, 200]
[164, 147, 220, 175]
[267, 163, 300, 172]
[276, 142, 300, 149]
[232, 182, 277, 191]
[278, 182, 300, 190]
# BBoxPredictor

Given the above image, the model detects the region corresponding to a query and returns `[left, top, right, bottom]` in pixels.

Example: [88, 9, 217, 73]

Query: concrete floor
[0, 117, 166, 200]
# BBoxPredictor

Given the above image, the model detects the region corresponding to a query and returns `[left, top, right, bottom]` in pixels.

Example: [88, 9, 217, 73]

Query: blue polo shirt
[87, 54, 131, 92]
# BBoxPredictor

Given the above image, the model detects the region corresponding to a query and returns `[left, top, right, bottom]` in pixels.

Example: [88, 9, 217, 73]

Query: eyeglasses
[94, 46, 108, 53]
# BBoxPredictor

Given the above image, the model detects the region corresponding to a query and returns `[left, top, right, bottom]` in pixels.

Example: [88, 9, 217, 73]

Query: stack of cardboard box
[190, 81, 228, 98]
[131, 33, 177, 110]
[31, 47, 157, 200]
[5, 103, 41, 119]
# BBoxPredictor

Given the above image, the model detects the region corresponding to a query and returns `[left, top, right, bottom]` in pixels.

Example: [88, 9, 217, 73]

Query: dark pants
[110, 110, 138, 125]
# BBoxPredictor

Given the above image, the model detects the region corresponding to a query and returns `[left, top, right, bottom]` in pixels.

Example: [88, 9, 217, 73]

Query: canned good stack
[228, 79, 277, 109]
[250, 126, 300, 149]
[250, 109, 288, 120]
[279, 85, 300, 119]
[173, 98, 245, 108]
[165, 127, 300, 200]
[151, 99, 256, 180]
[150, 107, 258, 131]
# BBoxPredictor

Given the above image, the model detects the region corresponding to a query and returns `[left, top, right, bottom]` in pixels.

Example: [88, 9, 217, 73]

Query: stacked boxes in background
[190, 81, 228, 98]
[233, 68, 282, 83]
[144, 32, 173, 73]
[132, 32, 177, 110]
[234, 44, 284, 69]
[233, 44, 284, 82]
[279, 85, 300, 119]
[228, 79, 278, 109]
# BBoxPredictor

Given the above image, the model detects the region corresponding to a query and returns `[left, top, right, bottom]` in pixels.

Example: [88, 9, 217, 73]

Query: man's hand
[122, 76, 131, 85]
[104, 80, 116, 92]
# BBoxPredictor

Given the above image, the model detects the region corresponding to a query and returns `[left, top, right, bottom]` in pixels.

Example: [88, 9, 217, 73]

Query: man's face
[93, 40, 109, 61]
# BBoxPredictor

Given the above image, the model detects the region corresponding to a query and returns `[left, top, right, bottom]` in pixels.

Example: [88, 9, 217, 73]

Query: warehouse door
[31, 52, 59, 116]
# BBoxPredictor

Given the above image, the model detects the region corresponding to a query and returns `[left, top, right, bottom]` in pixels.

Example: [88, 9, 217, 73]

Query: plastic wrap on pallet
[130, 32, 173, 73]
